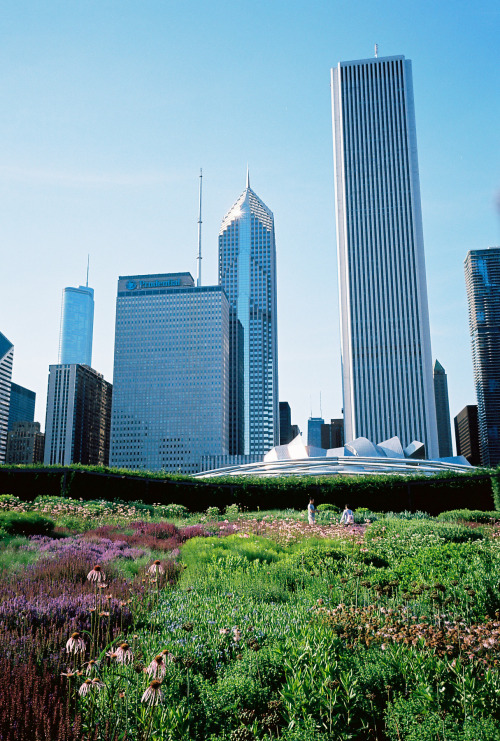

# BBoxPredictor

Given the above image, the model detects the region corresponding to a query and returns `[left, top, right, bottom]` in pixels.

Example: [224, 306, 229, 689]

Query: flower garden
[1, 493, 500, 740]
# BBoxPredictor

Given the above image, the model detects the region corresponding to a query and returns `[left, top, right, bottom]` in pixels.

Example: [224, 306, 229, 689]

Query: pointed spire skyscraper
[219, 175, 279, 455]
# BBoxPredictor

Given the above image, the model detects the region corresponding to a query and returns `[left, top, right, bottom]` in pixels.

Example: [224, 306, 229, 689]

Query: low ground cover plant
[1, 498, 500, 739]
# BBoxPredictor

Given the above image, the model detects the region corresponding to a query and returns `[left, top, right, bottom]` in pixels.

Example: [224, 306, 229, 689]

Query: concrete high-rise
[0, 333, 14, 463]
[465, 248, 500, 467]
[110, 273, 229, 474]
[219, 173, 279, 456]
[331, 55, 438, 457]
[321, 418, 345, 450]
[6, 421, 45, 465]
[433, 360, 453, 458]
[454, 405, 481, 467]
[44, 364, 112, 466]
[59, 285, 94, 366]
[8, 382, 36, 431]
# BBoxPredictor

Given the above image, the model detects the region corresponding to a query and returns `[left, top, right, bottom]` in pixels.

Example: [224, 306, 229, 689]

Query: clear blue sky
[1, 0, 499, 444]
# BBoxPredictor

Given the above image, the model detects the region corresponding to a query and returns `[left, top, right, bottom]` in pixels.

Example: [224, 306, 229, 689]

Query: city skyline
[0, 2, 498, 442]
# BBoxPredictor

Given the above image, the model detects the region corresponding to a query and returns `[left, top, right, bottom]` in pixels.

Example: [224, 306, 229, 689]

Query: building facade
[307, 417, 324, 448]
[110, 273, 229, 474]
[433, 360, 453, 458]
[59, 285, 95, 366]
[219, 174, 279, 456]
[454, 405, 481, 467]
[279, 402, 293, 445]
[465, 248, 500, 467]
[331, 55, 438, 457]
[8, 382, 36, 431]
[321, 418, 345, 449]
[44, 364, 112, 466]
[0, 333, 14, 463]
[6, 421, 45, 465]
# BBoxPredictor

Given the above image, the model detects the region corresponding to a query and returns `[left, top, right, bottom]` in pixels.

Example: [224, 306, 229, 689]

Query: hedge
[0, 464, 496, 516]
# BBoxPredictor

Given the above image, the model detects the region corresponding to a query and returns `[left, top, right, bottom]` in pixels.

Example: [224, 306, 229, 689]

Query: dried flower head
[66, 632, 86, 653]
[116, 642, 134, 665]
[146, 655, 166, 679]
[141, 679, 163, 706]
[87, 564, 106, 583]
[148, 559, 165, 575]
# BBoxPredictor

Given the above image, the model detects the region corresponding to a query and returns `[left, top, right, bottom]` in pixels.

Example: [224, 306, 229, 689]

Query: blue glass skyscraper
[8, 382, 36, 431]
[59, 285, 94, 366]
[465, 247, 500, 467]
[331, 55, 438, 457]
[219, 174, 279, 456]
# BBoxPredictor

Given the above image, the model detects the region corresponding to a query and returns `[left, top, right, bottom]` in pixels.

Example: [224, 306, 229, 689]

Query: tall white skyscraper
[110, 273, 229, 473]
[331, 55, 438, 457]
[219, 174, 279, 456]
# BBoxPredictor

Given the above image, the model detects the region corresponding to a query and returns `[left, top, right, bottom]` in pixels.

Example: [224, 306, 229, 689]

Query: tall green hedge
[0, 464, 495, 515]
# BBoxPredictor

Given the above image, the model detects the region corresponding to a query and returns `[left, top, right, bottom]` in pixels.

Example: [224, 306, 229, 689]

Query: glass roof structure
[194, 435, 474, 479]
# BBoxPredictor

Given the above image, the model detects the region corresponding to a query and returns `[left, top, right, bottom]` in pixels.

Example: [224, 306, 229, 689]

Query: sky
[1, 0, 499, 445]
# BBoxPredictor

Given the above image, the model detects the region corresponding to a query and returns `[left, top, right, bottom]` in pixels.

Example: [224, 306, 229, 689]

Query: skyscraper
[433, 360, 453, 458]
[454, 405, 481, 466]
[44, 364, 112, 466]
[465, 248, 500, 467]
[8, 382, 36, 431]
[59, 285, 94, 366]
[110, 273, 229, 473]
[331, 55, 438, 457]
[0, 333, 14, 463]
[219, 173, 279, 456]
[307, 417, 324, 448]
[279, 402, 293, 445]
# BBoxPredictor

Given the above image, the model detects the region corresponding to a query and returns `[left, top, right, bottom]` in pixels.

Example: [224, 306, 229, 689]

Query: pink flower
[87, 564, 106, 582]
[146, 655, 166, 679]
[66, 632, 86, 653]
[142, 680, 163, 706]
[116, 642, 134, 664]
[148, 560, 165, 575]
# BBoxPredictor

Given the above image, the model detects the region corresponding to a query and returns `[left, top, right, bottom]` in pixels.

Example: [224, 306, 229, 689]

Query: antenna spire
[374, 43, 378, 58]
[86, 254, 90, 287]
[196, 168, 203, 287]
[246, 165, 250, 190]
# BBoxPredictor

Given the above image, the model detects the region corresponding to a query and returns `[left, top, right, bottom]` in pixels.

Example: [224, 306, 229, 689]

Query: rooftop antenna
[374, 43, 379, 58]
[196, 168, 203, 287]
[86, 254, 90, 287]
[246, 165, 250, 190]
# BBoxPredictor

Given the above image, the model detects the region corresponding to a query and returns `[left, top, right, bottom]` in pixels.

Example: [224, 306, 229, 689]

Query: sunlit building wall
[59, 285, 94, 366]
[331, 55, 438, 457]
[219, 175, 279, 456]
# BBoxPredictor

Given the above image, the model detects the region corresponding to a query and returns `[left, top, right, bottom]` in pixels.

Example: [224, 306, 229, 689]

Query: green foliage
[437, 508, 500, 523]
[316, 503, 340, 513]
[0, 511, 54, 537]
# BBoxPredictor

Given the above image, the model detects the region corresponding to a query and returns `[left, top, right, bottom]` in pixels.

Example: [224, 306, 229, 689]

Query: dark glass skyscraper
[331, 55, 438, 457]
[465, 248, 500, 467]
[433, 360, 453, 458]
[219, 174, 279, 456]
[8, 382, 36, 431]
[59, 285, 94, 366]
[454, 405, 481, 466]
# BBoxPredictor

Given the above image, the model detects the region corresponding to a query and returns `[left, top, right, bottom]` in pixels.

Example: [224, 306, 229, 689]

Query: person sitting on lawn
[339, 504, 354, 526]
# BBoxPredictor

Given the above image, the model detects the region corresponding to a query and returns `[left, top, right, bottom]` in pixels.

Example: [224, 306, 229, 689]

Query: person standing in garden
[307, 497, 316, 525]
[339, 504, 354, 526]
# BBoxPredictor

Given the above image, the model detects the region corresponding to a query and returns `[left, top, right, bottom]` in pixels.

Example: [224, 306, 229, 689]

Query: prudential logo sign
[126, 281, 137, 290]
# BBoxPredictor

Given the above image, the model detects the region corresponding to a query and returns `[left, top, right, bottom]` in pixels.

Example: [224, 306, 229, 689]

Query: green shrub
[437, 508, 500, 523]
[316, 503, 340, 513]
[0, 511, 55, 537]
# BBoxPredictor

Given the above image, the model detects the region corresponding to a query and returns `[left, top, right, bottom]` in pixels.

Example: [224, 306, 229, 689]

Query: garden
[1, 491, 500, 740]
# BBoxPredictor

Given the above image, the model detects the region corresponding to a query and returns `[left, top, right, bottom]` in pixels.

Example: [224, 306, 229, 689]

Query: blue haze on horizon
[0, 0, 499, 449]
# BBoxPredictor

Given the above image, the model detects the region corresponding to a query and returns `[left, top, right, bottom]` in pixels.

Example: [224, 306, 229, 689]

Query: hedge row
[0, 464, 497, 515]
